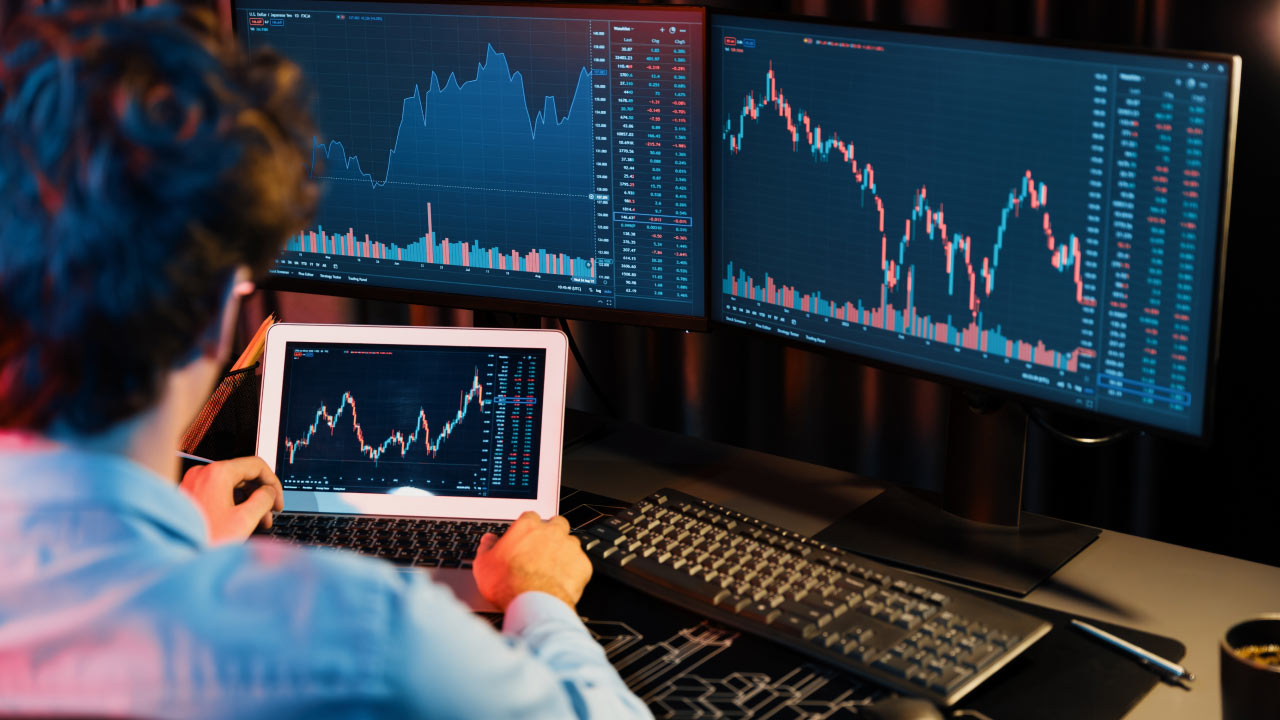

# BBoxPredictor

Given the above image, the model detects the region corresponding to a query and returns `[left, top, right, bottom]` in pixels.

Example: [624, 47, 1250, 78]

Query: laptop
[255, 323, 568, 612]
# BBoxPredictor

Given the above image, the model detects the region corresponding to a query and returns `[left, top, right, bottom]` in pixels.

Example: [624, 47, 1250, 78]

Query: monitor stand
[813, 392, 1099, 596]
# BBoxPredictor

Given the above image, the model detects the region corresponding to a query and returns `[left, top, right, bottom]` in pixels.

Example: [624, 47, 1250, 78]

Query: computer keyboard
[260, 513, 509, 569]
[577, 488, 1051, 707]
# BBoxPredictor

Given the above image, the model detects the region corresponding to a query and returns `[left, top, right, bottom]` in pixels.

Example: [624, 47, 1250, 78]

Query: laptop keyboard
[259, 513, 510, 569]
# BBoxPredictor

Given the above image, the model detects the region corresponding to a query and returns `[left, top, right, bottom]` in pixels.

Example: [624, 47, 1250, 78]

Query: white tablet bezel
[256, 323, 566, 520]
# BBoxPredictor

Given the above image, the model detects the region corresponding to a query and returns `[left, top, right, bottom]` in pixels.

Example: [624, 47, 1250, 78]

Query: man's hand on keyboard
[179, 457, 284, 544]
[473, 511, 592, 612]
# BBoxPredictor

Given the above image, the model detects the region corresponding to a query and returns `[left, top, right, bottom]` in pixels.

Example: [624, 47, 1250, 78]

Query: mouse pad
[561, 487, 1186, 720]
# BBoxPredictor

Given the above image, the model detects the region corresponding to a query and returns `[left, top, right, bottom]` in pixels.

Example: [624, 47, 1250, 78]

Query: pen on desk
[1071, 618, 1195, 683]
[177, 451, 215, 465]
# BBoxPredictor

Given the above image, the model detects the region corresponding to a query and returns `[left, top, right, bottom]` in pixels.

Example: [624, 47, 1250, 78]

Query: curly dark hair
[0, 5, 316, 433]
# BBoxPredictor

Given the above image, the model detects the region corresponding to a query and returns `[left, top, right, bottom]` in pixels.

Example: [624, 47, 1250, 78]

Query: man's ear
[200, 266, 254, 363]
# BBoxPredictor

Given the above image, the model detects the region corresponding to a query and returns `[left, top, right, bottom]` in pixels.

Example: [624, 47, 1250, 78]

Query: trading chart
[276, 343, 544, 499]
[239, 2, 705, 318]
[711, 17, 1231, 435]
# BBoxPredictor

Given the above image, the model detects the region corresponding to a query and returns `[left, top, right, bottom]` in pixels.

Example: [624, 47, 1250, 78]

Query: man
[0, 6, 650, 718]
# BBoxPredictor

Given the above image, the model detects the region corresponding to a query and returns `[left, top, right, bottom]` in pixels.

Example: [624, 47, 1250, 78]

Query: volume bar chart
[287, 204, 598, 281]
[724, 262, 1087, 371]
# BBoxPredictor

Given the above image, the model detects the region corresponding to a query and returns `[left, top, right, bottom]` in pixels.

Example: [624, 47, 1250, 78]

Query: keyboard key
[989, 632, 1017, 648]
[857, 601, 883, 618]
[958, 644, 1002, 671]
[846, 644, 879, 662]
[908, 671, 938, 688]
[774, 613, 819, 640]
[895, 613, 921, 629]
[814, 629, 844, 649]
[924, 656, 949, 674]
[873, 654, 915, 677]
[739, 602, 781, 625]
[588, 524, 624, 544]
[929, 668, 972, 694]
[805, 595, 849, 617]
[779, 600, 831, 627]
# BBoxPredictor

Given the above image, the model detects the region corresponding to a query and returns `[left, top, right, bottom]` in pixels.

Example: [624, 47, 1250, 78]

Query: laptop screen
[276, 341, 546, 500]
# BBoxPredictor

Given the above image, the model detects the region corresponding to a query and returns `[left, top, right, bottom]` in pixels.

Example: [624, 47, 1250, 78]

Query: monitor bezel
[232, 0, 711, 331]
[706, 7, 1239, 445]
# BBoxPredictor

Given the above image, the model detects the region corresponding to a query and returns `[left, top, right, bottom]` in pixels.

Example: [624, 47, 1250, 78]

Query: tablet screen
[275, 341, 545, 500]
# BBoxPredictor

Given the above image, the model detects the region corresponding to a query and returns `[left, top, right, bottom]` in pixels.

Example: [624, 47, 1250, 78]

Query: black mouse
[861, 696, 946, 720]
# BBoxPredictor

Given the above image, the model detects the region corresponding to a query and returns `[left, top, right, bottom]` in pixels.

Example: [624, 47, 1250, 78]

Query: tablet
[256, 323, 567, 520]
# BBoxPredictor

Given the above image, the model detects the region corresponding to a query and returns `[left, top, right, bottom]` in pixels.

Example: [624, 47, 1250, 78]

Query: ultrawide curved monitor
[710, 12, 1238, 439]
[233, 1, 706, 329]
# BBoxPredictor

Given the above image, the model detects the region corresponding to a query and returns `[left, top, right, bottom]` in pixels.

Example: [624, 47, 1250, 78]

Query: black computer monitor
[709, 11, 1238, 592]
[710, 12, 1236, 441]
[233, 1, 706, 329]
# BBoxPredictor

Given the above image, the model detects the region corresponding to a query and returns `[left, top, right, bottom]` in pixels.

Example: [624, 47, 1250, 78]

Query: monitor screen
[710, 14, 1236, 438]
[234, 2, 706, 327]
[276, 342, 546, 499]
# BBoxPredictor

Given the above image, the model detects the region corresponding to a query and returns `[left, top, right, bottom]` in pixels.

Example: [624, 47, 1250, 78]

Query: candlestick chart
[275, 344, 545, 499]
[723, 62, 1098, 371]
[284, 367, 484, 466]
[716, 37, 1105, 381]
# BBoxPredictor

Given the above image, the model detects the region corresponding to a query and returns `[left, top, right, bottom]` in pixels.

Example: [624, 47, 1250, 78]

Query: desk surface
[562, 415, 1280, 720]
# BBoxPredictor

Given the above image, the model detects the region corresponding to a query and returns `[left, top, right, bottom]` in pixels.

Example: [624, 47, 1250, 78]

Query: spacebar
[617, 556, 716, 601]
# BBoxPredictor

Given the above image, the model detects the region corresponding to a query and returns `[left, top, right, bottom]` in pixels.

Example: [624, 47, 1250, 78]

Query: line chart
[285, 367, 484, 465]
[312, 44, 593, 199]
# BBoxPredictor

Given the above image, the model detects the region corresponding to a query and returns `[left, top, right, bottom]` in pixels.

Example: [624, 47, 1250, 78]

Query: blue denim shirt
[0, 445, 651, 719]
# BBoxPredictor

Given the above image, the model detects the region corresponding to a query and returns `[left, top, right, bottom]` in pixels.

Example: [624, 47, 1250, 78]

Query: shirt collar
[0, 440, 210, 547]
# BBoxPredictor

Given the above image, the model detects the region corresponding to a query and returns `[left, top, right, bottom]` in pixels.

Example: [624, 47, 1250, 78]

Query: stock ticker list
[241, 3, 704, 317]
[712, 20, 1228, 434]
